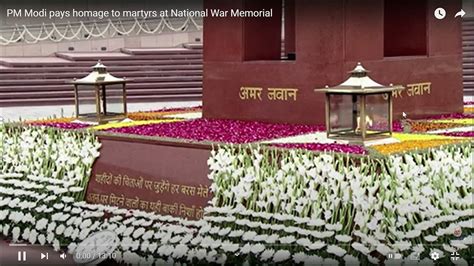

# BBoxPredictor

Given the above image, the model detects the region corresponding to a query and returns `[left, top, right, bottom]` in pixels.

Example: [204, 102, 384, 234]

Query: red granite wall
[203, 0, 463, 124]
[85, 136, 212, 220]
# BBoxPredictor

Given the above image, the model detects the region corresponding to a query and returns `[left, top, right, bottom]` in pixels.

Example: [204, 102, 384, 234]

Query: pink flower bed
[107, 119, 325, 144]
[425, 113, 474, 120]
[393, 121, 404, 132]
[443, 131, 474, 138]
[270, 143, 367, 155]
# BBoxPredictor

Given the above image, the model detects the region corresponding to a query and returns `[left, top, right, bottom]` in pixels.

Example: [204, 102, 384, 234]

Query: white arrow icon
[40, 253, 48, 260]
[455, 9, 466, 18]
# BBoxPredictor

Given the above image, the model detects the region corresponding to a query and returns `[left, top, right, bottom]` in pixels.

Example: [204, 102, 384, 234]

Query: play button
[40, 252, 48, 260]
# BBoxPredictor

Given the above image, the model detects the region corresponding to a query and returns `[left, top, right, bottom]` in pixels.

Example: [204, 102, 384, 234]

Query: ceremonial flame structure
[315, 63, 404, 143]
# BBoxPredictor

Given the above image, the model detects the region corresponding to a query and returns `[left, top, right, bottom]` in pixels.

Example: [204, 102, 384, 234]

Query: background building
[0, 0, 203, 56]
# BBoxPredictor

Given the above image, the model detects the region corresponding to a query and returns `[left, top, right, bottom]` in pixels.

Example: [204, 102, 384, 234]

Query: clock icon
[434, 7, 446, 20]
[73, 230, 119, 265]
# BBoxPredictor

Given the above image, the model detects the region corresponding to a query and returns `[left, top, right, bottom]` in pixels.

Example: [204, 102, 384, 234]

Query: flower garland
[0, 17, 203, 45]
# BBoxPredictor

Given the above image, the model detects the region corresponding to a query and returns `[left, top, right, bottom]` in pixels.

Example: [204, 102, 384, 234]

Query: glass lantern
[71, 61, 128, 124]
[315, 63, 405, 143]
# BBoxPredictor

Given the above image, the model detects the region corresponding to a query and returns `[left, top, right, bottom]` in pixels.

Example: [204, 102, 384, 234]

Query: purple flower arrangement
[107, 119, 325, 144]
[270, 143, 367, 155]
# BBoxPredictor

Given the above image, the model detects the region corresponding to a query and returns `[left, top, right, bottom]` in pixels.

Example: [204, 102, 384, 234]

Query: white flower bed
[0, 124, 101, 199]
[0, 173, 347, 265]
[0, 124, 472, 265]
[0, 171, 472, 265]
[208, 144, 474, 263]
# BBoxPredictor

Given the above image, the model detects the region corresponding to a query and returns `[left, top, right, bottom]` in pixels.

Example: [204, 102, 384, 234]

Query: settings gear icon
[430, 251, 440, 261]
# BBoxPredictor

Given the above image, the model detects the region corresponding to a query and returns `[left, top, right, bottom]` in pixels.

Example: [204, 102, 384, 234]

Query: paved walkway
[0, 101, 201, 122]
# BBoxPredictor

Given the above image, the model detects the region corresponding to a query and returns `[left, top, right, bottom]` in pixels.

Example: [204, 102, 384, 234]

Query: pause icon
[17, 251, 26, 261]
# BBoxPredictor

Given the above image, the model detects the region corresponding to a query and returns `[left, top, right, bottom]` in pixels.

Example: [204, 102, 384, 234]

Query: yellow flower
[27, 117, 75, 124]
[464, 107, 474, 113]
[92, 119, 182, 130]
[372, 139, 467, 155]
[392, 133, 457, 142]
[127, 107, 202, 121]
[430, 118, 474, 125]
